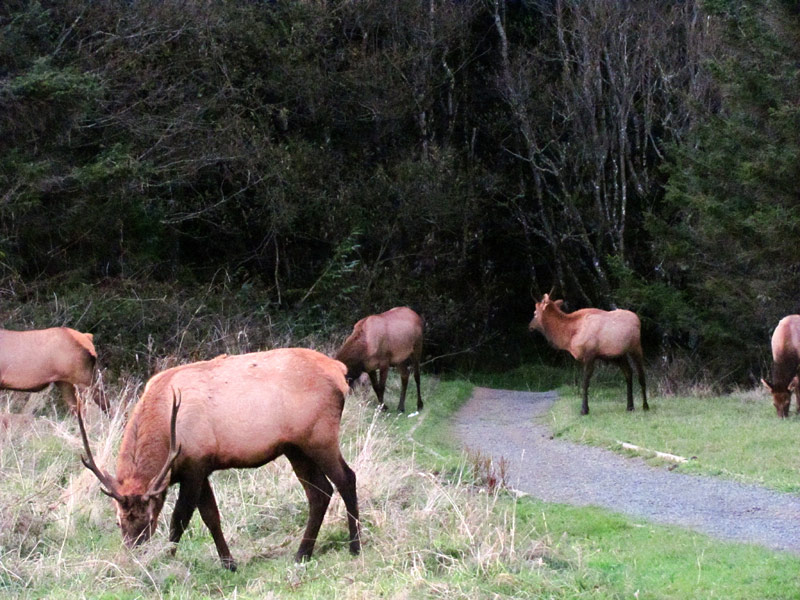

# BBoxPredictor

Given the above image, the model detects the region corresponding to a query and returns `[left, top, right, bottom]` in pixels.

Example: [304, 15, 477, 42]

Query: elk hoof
[222, 556, 237, 572]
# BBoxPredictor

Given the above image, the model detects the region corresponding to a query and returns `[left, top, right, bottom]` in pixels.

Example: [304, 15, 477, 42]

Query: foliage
[643, 0, 800, 384]
[0, 0, 799, 380]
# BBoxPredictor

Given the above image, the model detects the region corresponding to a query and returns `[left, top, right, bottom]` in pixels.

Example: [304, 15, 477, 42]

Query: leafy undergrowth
[2, 366, 800, 599]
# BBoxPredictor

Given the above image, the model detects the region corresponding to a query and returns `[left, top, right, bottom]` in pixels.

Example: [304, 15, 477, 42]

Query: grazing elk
[0, 327, 107, 414]
[78, 348, 360, 571]
[761, 315, 800, 418]
[335, 307, 423, 413]
[529, 293, 648, 415]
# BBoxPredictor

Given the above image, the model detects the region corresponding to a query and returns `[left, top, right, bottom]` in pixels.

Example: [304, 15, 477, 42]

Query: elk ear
[789, 377, 799, 392]
[553, 299, 564, 309]
[761, 378, 774, 392]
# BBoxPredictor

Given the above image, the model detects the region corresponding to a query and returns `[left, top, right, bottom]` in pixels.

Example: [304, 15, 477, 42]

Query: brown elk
[761, 315, 800, 418]
[0, 327, 107, 414]
[335, 307, 423, 412]
[529, 293, 648, 415]
[77, 348, 360, 571]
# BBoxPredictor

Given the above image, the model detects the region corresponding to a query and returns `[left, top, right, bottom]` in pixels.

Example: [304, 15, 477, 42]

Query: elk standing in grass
[78, 348, 360, 571]
[335, 307, 423, 413]
[529, 293, 648, 415]
[761, 315, 800, 418]
[0, 327, 107, 414]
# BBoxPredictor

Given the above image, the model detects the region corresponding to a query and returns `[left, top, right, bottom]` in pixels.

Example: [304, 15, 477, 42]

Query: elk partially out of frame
[529, 293, 648, 415]
[78, 348, 360, 571]
[0, 327, 107, 414]
[335, 307, 424, 412]
[761, 315, 800, 418]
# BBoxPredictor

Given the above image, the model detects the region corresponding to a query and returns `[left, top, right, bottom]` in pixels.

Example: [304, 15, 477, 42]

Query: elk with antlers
[529, 293, 648, 415]
[78, 348, 360, 571]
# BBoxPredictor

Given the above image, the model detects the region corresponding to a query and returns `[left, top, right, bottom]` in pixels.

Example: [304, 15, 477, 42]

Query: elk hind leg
[413, 354, 423, 411]
[615, 356, 634, 411]
[197, 478, 236, 571]
[307, 449, 360, 556]
[631, 348, 649, 411]
[581, 358, 596, 416]
[397, 362, 410, 412]
[286, 447, 335, 561]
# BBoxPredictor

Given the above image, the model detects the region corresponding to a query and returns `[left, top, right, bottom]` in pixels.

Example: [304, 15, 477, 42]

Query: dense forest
[1, 0, 798, 385]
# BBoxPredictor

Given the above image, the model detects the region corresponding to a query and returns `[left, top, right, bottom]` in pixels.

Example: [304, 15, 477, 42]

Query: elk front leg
[168, 480, 200, 553]
[56, 382, 79, 415]
[197, 478, 236, 571]
[368, 368, 389, 411]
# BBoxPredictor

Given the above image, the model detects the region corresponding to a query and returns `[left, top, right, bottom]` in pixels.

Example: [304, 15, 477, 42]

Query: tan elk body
[0, 327, 107, 413]
[529, 294, 648, 415]
[79, 348, 360, 571]
[761, 315, 800, 418]
[335, 307, 423, 412]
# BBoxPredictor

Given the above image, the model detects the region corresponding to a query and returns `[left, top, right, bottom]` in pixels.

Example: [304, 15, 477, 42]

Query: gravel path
[451, 386, 800, 554]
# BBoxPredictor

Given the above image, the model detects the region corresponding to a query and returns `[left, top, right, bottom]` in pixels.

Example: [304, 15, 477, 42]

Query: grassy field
[1, 362, 800, 599]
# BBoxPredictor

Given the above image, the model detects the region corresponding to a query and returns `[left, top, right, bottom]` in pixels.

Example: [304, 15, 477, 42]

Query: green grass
[541, 369, 800, 494]
[2, 363, 800, 599]
[472, 362, 800, 492]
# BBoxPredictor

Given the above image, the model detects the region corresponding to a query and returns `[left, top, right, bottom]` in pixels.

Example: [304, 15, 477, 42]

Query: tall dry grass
[0, 367, 567, 599]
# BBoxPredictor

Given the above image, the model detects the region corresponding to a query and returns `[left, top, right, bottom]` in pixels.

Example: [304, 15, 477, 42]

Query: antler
[76, 392, 124, 502]
[144, 389, 183, 499]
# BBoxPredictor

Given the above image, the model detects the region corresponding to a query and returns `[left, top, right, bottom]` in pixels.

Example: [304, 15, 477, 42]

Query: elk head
[528, 293, 564, 333]
[761, 378, 794, 419]
[77, 391, 182, 547]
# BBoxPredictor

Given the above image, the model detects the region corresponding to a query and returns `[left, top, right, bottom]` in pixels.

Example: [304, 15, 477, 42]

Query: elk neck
[115, 400, 175, 494]
[539, 305, 579, 351]
[335, 334, 366, 376]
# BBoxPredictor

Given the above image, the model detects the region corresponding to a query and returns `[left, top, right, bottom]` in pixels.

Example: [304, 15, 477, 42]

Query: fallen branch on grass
[617, 441, 688, 463]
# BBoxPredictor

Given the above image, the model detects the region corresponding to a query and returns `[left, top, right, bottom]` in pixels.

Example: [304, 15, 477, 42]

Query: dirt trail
[451, 387, 800, 554]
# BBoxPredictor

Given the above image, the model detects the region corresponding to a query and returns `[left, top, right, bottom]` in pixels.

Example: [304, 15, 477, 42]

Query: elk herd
[0, 297, 798, 569]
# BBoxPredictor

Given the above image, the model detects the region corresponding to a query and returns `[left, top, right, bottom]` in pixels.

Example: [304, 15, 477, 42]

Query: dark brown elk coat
[0, 327, 107, 413]
[529, 294, 648, 415]
[78, 348, 360, 571]
[761, 315, 800, 418]
[335, 307, 423, 412]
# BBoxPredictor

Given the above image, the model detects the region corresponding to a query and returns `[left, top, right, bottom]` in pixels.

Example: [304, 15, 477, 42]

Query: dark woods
[1, 1, 799, 384]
